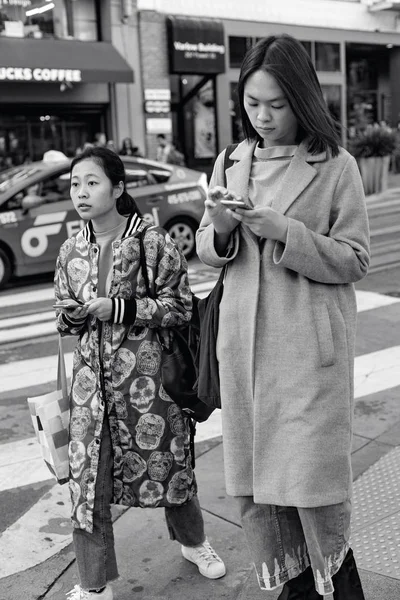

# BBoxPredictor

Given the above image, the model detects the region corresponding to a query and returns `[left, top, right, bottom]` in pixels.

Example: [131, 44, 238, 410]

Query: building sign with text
[0, 67, 82, 82]
[167, 16, 225, 75]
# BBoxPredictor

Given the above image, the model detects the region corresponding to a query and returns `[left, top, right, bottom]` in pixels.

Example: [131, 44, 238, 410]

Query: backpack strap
[223, 143, 239, 187]
[138, 225, 151, 297]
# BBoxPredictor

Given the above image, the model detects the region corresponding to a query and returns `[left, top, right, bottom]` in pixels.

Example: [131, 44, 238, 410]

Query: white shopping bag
[27, 336, 70, 484]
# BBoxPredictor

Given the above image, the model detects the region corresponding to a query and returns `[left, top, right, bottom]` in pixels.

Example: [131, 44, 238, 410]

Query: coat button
[95, 438, 100, 444]
[92, 286, 97, 292]
[93, 248, 98, 253]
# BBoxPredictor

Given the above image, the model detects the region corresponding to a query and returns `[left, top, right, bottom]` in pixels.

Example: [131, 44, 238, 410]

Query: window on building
[0, 0, 99, 41]
[315, 42, 340, 72]
[230, 82, 243, 144]
[229, 36, 253, 68]
[321, 84, 342, 123]
[301, 41, 312, 60]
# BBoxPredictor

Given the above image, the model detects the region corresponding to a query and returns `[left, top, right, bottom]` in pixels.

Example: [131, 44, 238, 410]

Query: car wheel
[167, 218, 197, 259]
[0, 248, 12, 289]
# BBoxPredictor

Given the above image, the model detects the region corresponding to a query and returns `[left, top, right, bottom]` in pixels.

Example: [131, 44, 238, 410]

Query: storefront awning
[167, 16, 225, 75]
[0, 38, 134, 84]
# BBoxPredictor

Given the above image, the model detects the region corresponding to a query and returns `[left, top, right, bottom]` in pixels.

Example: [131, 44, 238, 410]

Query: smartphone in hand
[53, 303, 81, 311]
[220, 199, 253, 210]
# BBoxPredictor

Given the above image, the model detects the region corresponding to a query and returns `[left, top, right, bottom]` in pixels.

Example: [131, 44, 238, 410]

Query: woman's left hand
[228, 206, 288, 243]
[85, 298, 113, 322]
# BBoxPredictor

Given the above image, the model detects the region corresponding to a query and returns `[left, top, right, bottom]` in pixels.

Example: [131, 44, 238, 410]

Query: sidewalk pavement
[2, 276, 400, 600]
[18, 433, 400, 600]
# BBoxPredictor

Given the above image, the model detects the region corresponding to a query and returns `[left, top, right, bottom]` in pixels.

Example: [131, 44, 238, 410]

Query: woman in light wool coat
[196, 35, 369, 600]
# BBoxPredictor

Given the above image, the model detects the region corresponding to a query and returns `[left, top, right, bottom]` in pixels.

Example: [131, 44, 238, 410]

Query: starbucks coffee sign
[0, 67, 82, 82]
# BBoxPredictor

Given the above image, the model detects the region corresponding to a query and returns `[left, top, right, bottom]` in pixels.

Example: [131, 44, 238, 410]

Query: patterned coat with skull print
[54, 214, 197, 533]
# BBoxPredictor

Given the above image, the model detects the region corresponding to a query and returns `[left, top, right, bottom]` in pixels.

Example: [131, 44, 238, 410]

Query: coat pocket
[313, 302, 335, 367]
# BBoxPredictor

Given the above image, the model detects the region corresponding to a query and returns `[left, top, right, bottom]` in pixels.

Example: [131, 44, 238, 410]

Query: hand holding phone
[220, 199, 253, 210]
[53, 301, 82, 311]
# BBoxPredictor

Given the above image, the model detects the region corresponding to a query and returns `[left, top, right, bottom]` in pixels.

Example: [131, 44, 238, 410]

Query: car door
[16, 169, 82, 271]
[125, 167, 166, 227]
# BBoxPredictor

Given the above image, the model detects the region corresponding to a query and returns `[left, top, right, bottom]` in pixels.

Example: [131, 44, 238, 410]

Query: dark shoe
[277, 567, 323, 599]
[332, 549, 365, 600]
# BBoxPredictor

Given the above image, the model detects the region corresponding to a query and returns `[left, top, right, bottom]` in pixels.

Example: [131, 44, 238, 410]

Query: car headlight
[198, 172, 208, 196]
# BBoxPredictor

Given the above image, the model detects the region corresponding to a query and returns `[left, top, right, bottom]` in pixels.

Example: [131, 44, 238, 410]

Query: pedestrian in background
[156, 133, 172, 163]
[119, 137, 142, 157]
[106, 139, 117, 153]
[94, 132, 107, 147]
[197, 34, 370, 599]
[54, 147, 225, 600]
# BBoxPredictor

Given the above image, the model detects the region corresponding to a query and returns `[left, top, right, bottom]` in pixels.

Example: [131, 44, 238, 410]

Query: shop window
[321, 85, 342, 124]
[0, 0, 99, 41]
[315, 42, 340, 72]
[230, 82, 243, 144]
[301, 41, 312, 60]
[229, 36, 253, 68]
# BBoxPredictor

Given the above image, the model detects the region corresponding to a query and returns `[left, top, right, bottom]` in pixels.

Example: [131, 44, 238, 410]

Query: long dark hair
[237, 34, 340, 157]
[71, 146, 140, 215]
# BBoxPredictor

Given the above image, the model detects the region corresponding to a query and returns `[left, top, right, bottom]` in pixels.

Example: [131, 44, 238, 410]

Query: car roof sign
[43, 150, 68, 163]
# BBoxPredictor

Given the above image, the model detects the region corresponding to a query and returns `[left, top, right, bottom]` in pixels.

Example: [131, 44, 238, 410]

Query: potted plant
[349, 123, 397, 195]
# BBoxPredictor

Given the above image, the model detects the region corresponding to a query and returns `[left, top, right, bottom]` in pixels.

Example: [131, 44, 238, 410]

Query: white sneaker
[181, 538, 226, 579]
[66, 584, 113, 600]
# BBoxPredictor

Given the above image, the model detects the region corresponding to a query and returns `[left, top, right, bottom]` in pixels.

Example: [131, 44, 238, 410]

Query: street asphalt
[1, 192, 400, 600]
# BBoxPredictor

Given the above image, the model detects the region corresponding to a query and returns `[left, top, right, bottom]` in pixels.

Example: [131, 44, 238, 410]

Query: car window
[1, 170, 70, 211]
[0, 166, 41, 194]
[40, 171, 71, 203]
[125, 169, 156, 189]
[122, 159, 172, 184]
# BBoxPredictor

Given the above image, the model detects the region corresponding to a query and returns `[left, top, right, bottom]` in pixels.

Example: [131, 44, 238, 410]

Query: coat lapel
[225, 140, 256, 202]
[272, 141, 319, 215]
[223, 139, 327, 215]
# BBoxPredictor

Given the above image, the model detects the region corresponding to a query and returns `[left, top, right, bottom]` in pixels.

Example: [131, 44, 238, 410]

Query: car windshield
[0, 166, 41, 194]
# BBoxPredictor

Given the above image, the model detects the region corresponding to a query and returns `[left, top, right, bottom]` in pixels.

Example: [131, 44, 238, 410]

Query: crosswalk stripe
[0, 289, 398, 345]
[0, 284, 399, 581]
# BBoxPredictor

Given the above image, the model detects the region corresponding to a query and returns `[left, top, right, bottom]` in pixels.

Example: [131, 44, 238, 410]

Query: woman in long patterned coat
[54, 147, 225, 600]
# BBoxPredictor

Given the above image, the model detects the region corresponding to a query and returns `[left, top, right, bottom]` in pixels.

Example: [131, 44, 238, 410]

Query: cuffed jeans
[238, 496, 351, 596]
[73, 415, 205, 591]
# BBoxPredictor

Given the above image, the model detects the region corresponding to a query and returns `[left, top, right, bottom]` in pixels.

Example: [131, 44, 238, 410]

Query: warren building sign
[167, 16, 226, 74]
[0, 67, 82, 82]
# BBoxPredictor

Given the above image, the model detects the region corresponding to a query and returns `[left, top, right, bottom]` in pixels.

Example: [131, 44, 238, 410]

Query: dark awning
[167, 16, 225, 75]
[0, 38, 134, 84]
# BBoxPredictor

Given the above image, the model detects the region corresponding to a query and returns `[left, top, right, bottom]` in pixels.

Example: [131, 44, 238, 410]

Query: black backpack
[138, 143, 238, 423]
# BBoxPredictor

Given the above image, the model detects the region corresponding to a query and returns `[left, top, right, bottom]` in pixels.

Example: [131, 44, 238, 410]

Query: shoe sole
[182, 551, 227, 579]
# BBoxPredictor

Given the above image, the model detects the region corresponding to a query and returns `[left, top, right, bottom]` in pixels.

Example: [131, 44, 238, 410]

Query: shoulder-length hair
[70, 146, 140, 215]
[237, 34, 340, 157]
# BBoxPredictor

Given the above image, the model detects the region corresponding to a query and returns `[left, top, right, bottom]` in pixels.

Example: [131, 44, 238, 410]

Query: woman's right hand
[205, 186, 241, 234]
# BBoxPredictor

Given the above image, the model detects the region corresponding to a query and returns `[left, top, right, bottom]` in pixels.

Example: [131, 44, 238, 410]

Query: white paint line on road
[354, 345, 400, 399]
[356, 290, 400, 313]
[0, 310, 54, 330]
[0, 267, 201, 309]
[0, 287, 54, 308]
[0, 289, 397, 345]
[0, 320, 57, 344]
[0, 483, 72, 579]
[0, 352, 73, 394]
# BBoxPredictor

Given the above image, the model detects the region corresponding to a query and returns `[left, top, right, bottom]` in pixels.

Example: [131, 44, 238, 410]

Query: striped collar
[81, 212, 144, 243]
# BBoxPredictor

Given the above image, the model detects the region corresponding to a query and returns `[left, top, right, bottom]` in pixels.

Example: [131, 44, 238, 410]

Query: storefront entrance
[0, 106, 105, 170]
[167, 16, 225, 178]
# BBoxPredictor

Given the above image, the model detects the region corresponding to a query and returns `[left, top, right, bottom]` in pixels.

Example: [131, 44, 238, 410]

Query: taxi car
[0, 153, 208, 288]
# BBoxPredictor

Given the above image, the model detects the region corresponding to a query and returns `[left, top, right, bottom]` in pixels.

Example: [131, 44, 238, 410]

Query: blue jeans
[238, 496, 351, 596]
[73, 415, 205, 591]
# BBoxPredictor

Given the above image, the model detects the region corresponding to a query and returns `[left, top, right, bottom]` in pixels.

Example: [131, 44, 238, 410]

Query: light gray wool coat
[196, 139, 370, 507]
